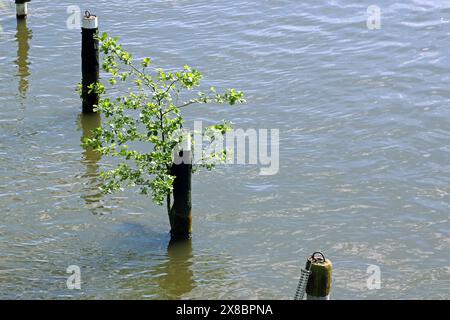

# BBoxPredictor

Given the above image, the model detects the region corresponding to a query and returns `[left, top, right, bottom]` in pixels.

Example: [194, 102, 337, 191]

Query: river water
[0, 0, 449, 299]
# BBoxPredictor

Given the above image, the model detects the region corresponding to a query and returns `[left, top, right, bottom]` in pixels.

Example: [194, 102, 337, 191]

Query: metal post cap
[82, 11, 98, 29]
[305, 251, 333, 297]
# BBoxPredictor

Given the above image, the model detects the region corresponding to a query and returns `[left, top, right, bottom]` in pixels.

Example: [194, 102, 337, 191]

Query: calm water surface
[0, 0, 449, 299]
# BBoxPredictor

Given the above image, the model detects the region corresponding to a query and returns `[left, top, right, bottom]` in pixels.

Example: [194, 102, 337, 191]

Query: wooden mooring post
[169, 133, 192, 241]
[15, 0, 30, 19]
[81, 11, 99, 113]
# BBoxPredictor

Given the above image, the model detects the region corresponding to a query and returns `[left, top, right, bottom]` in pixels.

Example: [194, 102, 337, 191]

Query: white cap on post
[82, 12, 98, 29]
[181, 132, 191, 152]
[16, 3, 28, 17]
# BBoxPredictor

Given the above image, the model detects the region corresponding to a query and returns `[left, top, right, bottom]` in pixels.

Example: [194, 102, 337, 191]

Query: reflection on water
[110, 233, 234, 299]
[155, 240, 196, 299]
[79, 112, 103, 212]
[15, 17, 31, 98]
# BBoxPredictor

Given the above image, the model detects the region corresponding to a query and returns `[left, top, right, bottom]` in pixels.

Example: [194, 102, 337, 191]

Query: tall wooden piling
[81, 12, 99, 113]
[169, 134, 192, 241]
[15, 0, 30, 19]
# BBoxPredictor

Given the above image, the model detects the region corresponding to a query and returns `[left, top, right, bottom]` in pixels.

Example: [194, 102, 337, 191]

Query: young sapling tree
[83, 33, 245, 240]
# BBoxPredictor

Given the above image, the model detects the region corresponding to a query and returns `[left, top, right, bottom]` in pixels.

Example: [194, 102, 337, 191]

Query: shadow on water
[15, 17, 31, 98]
[78, 112, 104, 213]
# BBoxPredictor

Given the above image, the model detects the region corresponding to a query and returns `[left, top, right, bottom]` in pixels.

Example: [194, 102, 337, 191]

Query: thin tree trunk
[167, 193, 173, 229]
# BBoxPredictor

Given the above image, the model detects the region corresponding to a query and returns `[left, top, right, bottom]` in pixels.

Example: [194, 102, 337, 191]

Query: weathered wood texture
[169, 150, 192, 241]
[81, 24, 99, 113]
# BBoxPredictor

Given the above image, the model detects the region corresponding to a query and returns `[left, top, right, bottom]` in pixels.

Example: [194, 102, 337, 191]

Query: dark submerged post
[169, 134, 192, 241]
[81, 11, 99, 113]
[15, 0, 30, 19]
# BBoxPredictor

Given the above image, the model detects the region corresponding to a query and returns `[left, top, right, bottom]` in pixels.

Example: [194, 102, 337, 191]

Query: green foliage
[83, 32, 245, 209]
